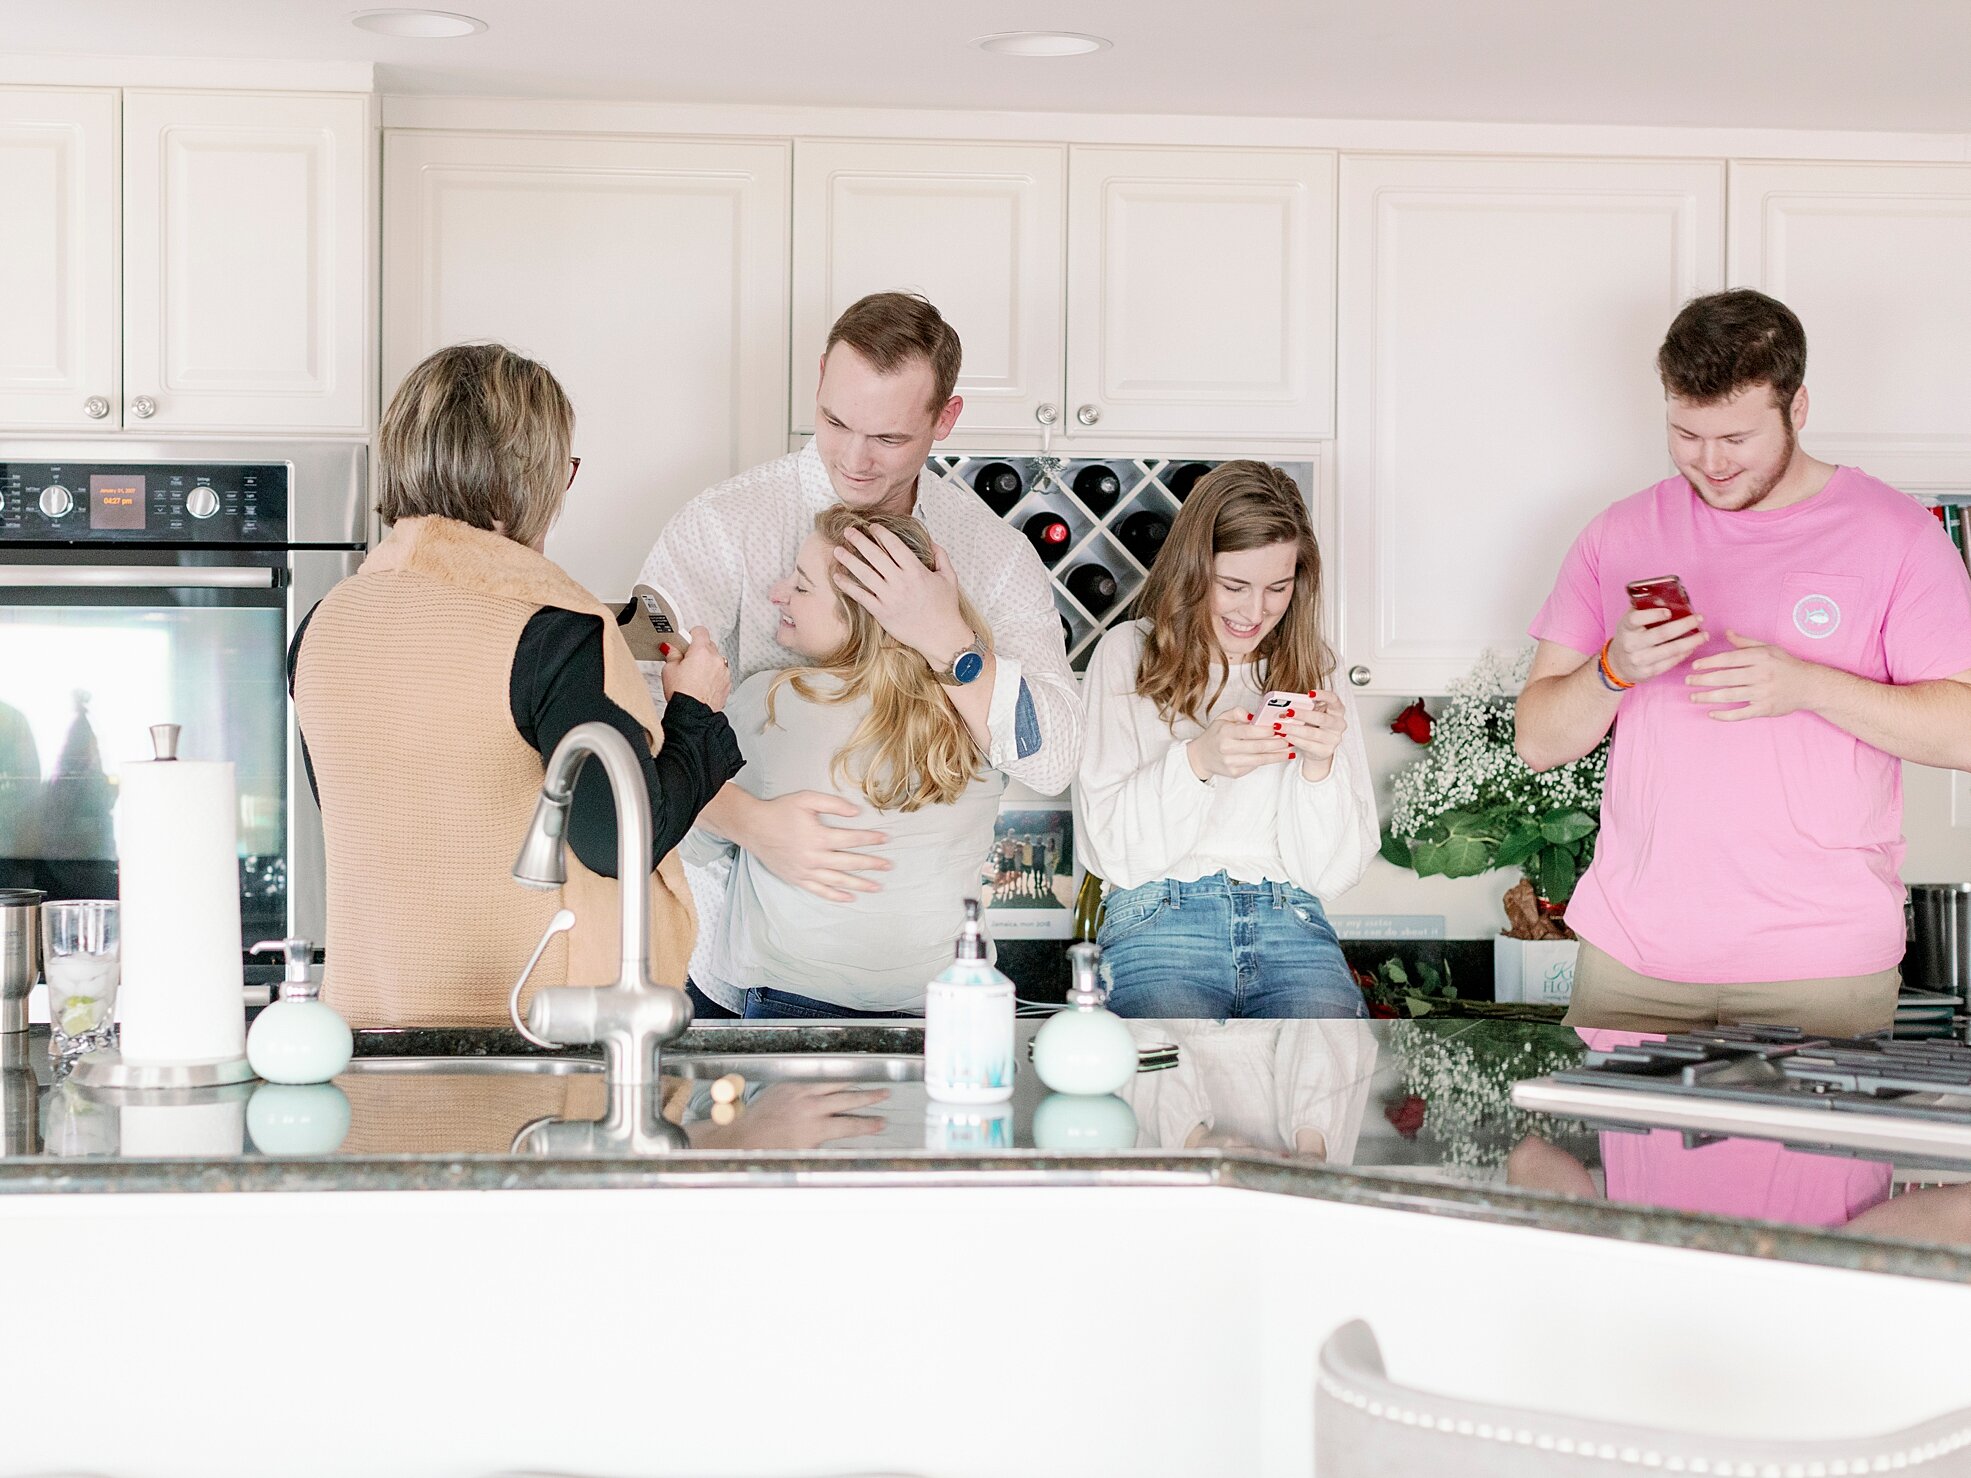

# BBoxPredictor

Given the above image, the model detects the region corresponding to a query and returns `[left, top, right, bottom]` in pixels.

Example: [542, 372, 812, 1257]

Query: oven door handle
[0, 565, 280, 589]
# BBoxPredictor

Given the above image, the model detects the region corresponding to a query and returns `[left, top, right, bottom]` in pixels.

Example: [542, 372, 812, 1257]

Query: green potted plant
[1378, 646, 1610, 1004]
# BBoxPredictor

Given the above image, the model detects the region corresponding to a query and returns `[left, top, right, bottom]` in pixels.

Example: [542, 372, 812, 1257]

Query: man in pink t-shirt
[1518, 289, 1971, 1035]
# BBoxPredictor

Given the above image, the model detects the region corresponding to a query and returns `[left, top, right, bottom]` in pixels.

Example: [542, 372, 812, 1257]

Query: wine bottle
[1116, 510, 1171, 568]
[1022, 511, 1073, 566]
[1064, 562, 1119, 617]
[1059, 613, 1076, 652]
[1071, 871, 1105, 943]
[972, 461, 1024, 517]
[1166, 462, 1211, 502]
[1072, 463, 1122, 518]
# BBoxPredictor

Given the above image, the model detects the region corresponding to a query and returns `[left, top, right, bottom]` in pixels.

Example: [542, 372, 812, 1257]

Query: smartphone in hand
[1251, 690, 1318, 725]
[1625, 575, 1694, 625]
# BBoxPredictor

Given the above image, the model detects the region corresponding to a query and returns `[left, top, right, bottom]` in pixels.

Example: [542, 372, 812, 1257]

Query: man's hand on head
[832, 523, 971, 666]
[1686, 631, 1828, 720]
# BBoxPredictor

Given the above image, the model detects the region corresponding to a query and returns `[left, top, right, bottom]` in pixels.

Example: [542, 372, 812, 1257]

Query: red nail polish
[1272, 723, 1282, 731]
[658, 643, 671, 656]
[1288, 751, 1297, 760]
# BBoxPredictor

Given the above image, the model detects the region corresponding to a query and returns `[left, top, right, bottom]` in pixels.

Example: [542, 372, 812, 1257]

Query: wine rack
[926, 455, 1315, 671]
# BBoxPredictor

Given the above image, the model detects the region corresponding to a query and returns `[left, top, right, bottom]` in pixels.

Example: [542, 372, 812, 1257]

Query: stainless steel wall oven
[0, 441, 366, 978]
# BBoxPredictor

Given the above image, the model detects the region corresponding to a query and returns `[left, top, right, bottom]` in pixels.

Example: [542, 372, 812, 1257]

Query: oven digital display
[89, 474, 146, 531]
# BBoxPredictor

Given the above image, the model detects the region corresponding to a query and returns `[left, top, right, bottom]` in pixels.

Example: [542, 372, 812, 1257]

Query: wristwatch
[936, 633, 988, 686]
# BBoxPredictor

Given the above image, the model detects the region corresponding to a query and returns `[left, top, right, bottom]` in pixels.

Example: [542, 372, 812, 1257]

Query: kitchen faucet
[508, 720, 691, 1086]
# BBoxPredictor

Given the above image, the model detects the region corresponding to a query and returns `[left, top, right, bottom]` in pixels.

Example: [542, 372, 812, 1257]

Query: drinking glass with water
[41, 901, 119, 1057]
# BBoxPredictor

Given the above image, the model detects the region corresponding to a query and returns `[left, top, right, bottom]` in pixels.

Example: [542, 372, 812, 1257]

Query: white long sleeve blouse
[1072, 619, 1379, 899]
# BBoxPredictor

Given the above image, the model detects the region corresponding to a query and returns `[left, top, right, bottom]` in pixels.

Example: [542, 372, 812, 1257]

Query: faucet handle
[508, 910, 577, 1048]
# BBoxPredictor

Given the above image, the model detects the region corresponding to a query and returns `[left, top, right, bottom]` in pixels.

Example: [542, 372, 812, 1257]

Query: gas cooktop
[1513, 1026, 1971, 1163]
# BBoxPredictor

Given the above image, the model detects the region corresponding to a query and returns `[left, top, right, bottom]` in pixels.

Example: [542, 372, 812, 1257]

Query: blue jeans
[684, 978, 741, 1021]
[1096, 874, 1367, 1020]
[742, 987, 912, 1020]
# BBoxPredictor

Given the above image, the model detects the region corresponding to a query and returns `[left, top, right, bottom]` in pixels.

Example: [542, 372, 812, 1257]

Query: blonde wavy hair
[1135, 460, 1335, 726]
[767, 505, 991, 812]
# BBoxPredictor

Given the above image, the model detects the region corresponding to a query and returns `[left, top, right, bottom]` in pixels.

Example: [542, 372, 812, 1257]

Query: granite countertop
[6, 1016, 1971, 1287]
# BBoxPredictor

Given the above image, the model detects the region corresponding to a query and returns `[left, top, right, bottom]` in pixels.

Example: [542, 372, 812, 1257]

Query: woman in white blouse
[1074, 461, 1376, 1018]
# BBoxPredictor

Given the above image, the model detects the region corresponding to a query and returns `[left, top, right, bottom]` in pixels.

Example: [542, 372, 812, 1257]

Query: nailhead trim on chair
[1317, 1369, 1971, 1474]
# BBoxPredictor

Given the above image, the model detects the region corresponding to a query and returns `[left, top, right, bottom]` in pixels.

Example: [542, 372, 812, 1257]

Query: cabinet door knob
[1075, 404, 1100, 427]
[130, 396, 158, 419]
[1034, 403, 1059, 426]
[82, 396, 110, 420]
[1347, 665, 1372, 687]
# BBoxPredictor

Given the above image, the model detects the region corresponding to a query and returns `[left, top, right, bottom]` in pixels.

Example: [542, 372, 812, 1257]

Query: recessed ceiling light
[350, 9, 488, 39]
[970, 31, 1111, 57]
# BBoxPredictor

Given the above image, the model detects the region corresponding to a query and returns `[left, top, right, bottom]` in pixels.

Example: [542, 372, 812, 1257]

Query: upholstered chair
[1316, 1318, 1971, 1477]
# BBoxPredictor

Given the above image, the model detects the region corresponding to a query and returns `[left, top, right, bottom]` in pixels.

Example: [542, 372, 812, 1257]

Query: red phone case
[1626, 575, 1693, 624]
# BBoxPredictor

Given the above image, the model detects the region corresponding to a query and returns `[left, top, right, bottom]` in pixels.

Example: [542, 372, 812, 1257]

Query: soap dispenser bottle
[246, 939, 352, 1085]
[924, 899, 1015, 1103]
[1032, 942, 1137, 1095]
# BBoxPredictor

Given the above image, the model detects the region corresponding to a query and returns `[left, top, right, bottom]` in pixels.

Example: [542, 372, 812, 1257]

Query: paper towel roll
[115, 758, 246, 1066]
[120, 1097, 247, 1157]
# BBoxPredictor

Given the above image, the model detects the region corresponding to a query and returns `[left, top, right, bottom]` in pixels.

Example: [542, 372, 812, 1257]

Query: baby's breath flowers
[1382, 646, 1609, 904]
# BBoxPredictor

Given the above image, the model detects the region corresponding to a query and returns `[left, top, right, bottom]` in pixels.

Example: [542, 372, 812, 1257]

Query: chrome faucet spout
[509, 721, 691, 1085]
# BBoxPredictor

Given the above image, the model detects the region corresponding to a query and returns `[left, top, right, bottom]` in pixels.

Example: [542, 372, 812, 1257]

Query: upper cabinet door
[1337, 155, 1724, 695]
[1730, 161, 1971, 489]
[792, 140, 1065, 441]
[0, 89, 119, 432]
[384, 132, 790, 601]
[122, 91, 369, 433]
[1065, 147, 1336, 442]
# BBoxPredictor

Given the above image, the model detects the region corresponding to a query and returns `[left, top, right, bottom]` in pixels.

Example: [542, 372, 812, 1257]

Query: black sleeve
[511, 608, 744, 879]
[287, 602, 322, 807]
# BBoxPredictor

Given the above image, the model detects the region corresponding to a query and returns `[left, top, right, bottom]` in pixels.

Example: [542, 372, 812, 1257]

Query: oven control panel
[0, 462, 290, 543]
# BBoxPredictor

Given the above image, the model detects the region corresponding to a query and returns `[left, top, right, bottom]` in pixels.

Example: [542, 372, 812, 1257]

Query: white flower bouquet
[1380, 646, 1610, 919]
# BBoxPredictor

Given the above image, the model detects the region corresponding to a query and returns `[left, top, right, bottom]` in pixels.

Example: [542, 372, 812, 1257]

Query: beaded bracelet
[1597, 640, 1634, 693]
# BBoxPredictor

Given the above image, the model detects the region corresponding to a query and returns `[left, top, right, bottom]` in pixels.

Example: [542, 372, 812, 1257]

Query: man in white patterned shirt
[637, 292, 1081, 1014]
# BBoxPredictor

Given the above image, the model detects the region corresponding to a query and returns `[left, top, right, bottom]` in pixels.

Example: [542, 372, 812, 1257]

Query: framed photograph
[979, 805, 1077, 939]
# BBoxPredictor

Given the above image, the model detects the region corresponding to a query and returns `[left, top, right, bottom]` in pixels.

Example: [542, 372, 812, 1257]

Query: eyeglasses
[567, 455, 582, 491]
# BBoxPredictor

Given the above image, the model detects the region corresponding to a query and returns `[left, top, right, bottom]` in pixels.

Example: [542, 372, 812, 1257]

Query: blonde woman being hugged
[687, 505, 1005, 1018]
[1075, 462, 1375, 1018]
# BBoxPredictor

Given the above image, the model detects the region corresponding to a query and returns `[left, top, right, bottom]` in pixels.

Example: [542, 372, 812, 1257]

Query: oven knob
[186, 487, 220, 520]
[38, 485, 73, 519]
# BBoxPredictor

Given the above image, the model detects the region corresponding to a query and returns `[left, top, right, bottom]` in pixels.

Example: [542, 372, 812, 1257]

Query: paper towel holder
[70, 1049, 257, 1093]
[70, 720, 255, 1094]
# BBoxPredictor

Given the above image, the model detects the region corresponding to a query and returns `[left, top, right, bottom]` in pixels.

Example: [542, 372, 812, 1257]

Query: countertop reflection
[8, 1017, 1971, 1281]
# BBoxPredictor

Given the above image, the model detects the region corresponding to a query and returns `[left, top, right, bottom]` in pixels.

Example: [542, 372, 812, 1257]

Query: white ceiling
[5, 0, 1969, 135]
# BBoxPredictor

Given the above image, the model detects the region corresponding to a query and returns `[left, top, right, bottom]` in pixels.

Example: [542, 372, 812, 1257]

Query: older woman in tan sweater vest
[289, 344, 741, 1027]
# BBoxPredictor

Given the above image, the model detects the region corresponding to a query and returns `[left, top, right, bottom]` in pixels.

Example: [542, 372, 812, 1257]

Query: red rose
[1384, 1094, 1427, 1138]
[1390, 699, 1433, 745]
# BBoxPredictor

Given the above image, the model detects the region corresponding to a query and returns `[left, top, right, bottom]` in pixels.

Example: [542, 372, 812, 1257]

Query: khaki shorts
[1562, 940, 1901, 1038]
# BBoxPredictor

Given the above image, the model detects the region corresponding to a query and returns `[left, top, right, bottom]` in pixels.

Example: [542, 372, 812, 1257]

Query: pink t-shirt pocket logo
[1792, 592, 1842, 640]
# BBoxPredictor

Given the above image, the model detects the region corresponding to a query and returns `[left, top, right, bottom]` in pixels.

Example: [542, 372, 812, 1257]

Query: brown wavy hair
[1134, 460, 1334, 726]
[766, 505, 991, 812]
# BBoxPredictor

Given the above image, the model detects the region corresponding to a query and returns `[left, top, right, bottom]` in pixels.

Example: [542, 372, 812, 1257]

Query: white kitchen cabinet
[1729, 161, 1971, 489]
[1336, 155, 1725, 695]
[0, 86, 369, 435]
[0, 89, 119, 431]
[122, 91, 370, 433]
[383, 132, 790, 600]
[1066, 146, 1335, 441]
[789, 140, 1335, 447]
[792, 140, 1064, 438]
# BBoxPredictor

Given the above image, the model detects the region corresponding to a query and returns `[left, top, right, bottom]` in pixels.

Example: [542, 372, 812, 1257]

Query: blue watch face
[952, 648, 985, 684]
